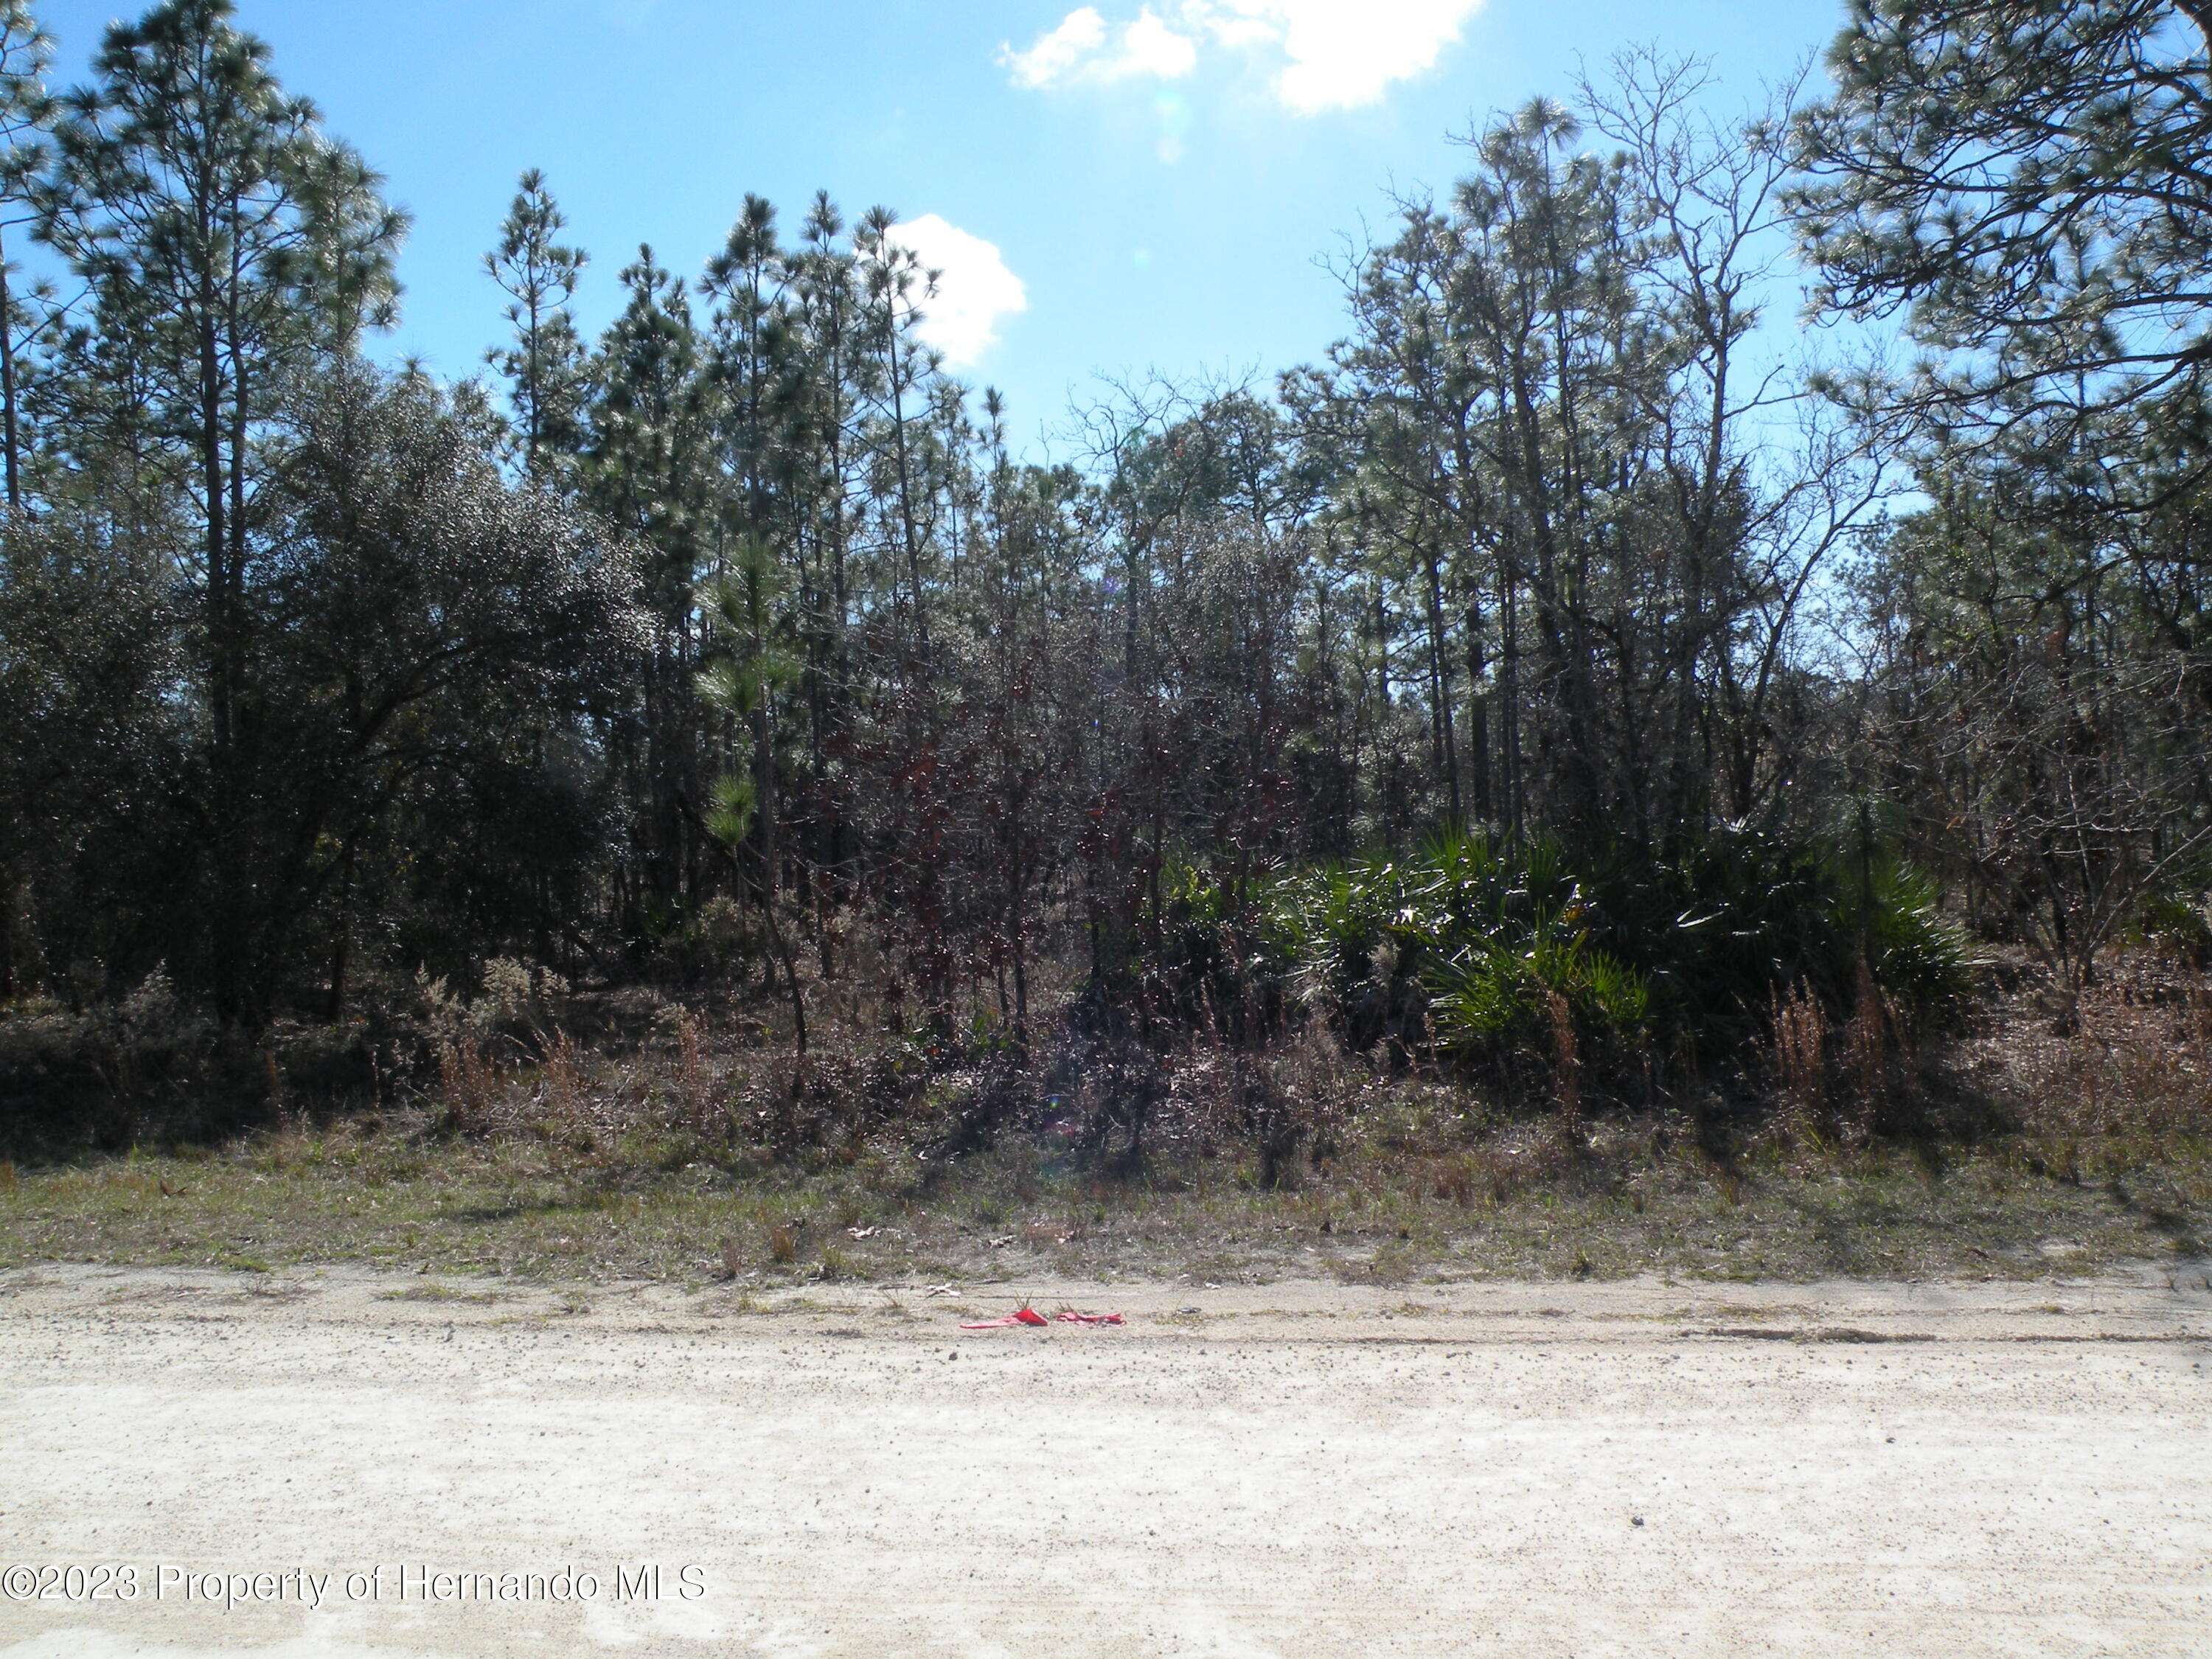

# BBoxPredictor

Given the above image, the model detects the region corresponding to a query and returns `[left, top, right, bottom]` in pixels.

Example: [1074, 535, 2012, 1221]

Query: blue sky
[30, 0, 1854, 454]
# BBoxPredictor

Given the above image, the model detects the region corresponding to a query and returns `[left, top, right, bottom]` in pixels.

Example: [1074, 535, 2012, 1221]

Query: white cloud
[998, 6, 1199, 90]
[1200, 0, 1485, 113]
[1000, 6, 1109, 88]
[883, 215, 1029, 368]
[1113, 9, 1201, 80]
[1000, 0, 1484, 113]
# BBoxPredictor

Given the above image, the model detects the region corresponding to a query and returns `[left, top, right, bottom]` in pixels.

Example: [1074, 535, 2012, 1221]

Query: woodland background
[1, 1, 2208, 1222]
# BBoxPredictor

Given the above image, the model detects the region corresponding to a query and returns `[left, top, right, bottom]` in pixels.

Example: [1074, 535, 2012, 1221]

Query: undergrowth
[0, 936, 2205, 1285]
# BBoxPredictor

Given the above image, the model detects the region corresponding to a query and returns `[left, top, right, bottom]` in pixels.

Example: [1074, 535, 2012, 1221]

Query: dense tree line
[1, 0, 2206, 1057]
[1795, 0, 2212, 1006]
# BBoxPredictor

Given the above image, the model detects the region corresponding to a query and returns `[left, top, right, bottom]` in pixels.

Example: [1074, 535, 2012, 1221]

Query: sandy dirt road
[1, 1263, 2208, 1658]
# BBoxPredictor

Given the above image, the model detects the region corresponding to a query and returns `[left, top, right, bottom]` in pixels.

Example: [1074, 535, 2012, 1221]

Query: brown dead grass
[1, 951, 2208, 1288]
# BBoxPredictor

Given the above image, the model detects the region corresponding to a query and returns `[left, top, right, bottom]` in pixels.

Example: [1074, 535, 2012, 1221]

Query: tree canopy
[0, 0, 2205, 1046]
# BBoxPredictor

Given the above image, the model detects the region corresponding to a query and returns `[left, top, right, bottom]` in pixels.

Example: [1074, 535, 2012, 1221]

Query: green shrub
[1837, 858, 1977, 1020]
[2130, 881, 2212, 969]
[1429, 931, 1649, 1061]
[1108, 825, 1972, 1091]
[1267, 832, 1646, 1067]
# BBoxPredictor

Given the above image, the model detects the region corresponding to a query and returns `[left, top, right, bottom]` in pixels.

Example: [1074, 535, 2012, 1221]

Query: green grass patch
[2, 1105, 2204, 1287]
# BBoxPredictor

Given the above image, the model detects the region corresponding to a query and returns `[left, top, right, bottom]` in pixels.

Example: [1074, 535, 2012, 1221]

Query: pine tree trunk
[326, 838, 356, 1025]
[1, 226, 20, 511]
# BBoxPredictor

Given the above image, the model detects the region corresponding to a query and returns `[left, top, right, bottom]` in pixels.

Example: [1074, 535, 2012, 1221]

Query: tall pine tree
[41, 0, 407, 1018]
[484, 167, 588, 483]
[0, 0, 52, 512]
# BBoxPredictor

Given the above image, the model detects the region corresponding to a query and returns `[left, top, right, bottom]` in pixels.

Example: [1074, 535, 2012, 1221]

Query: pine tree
[1792, 0, 2212, 462]
[588, 246, 712, 922]
[0, 1, 53, 998]
[484, 167, 588, 483]
[697, 538, 806, 1051]
[785, 192, 862, 948]
[40, 0, 407, 1018]
[704, 192, 787, 540]
[0, 0, 52, 512]
[1793, 1, 2212, 987]
[703, 194, 799, 900]
[856, 206, 939, 648]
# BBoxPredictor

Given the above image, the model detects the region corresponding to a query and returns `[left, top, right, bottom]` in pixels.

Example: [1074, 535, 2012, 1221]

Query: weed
[536, 1029, 585, 1124]
[1770, 981, 1828, 1136]
[0, 945, 2204, 1292]
[1548, 990, 1582, 1121]
[437, 1040, 501, 1135]
[653, 1004, 708, 1127]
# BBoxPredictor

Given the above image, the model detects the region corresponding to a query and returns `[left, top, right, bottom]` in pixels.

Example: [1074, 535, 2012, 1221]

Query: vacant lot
[1, 1262, 2207, 1658]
